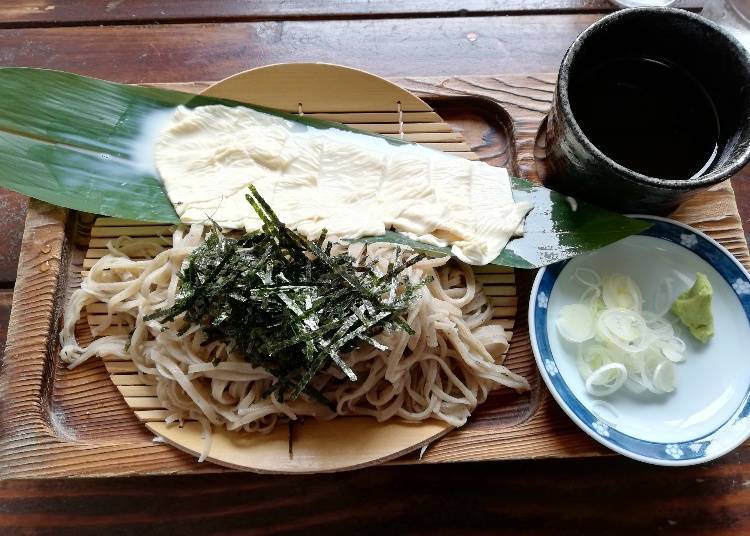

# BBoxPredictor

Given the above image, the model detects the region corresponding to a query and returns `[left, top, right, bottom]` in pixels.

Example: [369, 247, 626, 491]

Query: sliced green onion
[596, 308, 652, 353]
[585, 363, 627, 397]
[602, 273, 643, 311]
[577, 343, 612, 379]
[574, 268, 602, 290]
[557, 303, 596, 343]
[556, 270, 687, 397]
[653, 360, 676, 393]
[659, 337, 686, 363]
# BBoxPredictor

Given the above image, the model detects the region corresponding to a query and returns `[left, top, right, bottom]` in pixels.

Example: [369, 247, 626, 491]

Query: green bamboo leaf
[0, 67, 400, 222]
[0, 68, 182, 222]
[357, 178, 651, 269]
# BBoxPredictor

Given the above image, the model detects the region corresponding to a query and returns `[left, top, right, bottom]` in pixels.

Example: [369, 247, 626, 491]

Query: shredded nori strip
[146, 185, 426, 405]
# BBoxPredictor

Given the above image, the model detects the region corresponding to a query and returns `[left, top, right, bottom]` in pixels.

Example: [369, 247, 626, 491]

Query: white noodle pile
[60, 226, 529, 461]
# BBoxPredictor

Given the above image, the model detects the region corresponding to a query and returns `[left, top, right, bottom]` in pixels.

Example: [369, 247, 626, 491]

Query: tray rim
[2, 72, 748, 479]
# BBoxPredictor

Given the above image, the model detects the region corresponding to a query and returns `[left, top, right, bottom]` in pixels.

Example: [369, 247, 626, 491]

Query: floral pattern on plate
[733, 278, 750, 295]
[665, 444, 684, 459]
[680, 233, 698, 249]
[530, 216, 750, 465]
[592, 420, 610, 437]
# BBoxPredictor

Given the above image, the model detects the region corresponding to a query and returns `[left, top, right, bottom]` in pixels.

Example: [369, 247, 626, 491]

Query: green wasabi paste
[670, 272, 714, 343]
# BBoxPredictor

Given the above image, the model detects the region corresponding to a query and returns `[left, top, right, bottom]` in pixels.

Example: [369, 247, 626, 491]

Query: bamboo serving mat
[78, 65, 520, 472]
[2, 67, 748, 477]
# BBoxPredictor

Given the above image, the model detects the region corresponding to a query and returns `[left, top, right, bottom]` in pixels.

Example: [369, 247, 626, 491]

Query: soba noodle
[60, 225, 529, 461]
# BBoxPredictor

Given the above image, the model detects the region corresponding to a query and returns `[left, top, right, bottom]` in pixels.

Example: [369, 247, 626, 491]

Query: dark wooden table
[1, 1, 750, 534]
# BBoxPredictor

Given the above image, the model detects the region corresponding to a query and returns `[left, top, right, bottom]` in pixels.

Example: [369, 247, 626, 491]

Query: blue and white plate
[529, 215, 750, 465]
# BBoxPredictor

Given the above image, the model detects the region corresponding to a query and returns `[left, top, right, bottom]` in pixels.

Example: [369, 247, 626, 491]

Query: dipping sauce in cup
[545, 7, 750, 213]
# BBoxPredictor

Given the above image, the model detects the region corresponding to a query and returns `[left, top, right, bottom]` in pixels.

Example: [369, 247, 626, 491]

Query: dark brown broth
[571, 56, 720, 180]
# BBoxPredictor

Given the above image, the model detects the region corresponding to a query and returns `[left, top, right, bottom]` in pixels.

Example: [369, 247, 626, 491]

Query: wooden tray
[2, 71, 748, 478]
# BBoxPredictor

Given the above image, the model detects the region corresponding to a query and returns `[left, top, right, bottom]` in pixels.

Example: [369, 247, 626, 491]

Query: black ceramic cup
[545, 7, 750, 214]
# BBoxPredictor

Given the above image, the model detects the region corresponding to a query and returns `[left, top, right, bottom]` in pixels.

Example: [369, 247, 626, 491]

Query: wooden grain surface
[0, 15, 603, 82]
[0, 289, 11, 353]
[0, 0, 702, 26]
[5, 1, 750, 534]
[0, 190, 27, 284]
[2, 450, 748, 536]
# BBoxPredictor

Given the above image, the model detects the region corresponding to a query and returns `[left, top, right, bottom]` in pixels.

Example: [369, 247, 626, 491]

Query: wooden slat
[85, 303, 116, 314]
[0, 289, 13, 357]
[111, 374, 146, 386]
[489, 306, 516, 317]
[125, 397, 165, 410]
[399, 132, 464, 143]
[305, 111, 442, 123]
[118, 385, 158, 397]
[83, 323, 130, 336]
[90, 225, 174, 238]
[0, 190, 29, 283]
[472, 265, 514, 274]
[87, 237, 172, 248]
[414, 141, 471, 151]
[101, 355, 133, 363]
[83, 258, 103, 268]
[476, 273, 515, 284]
[350, 122, 452, 133]
[0, 1, 703, 27]
[481, 286, 516, 297]
[104, 362, 139, 374]
[86, 316, 129, 327]
[134, 409, 171, 422]
[0, 16, 601, 83]
[489, 297, 518, 307]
